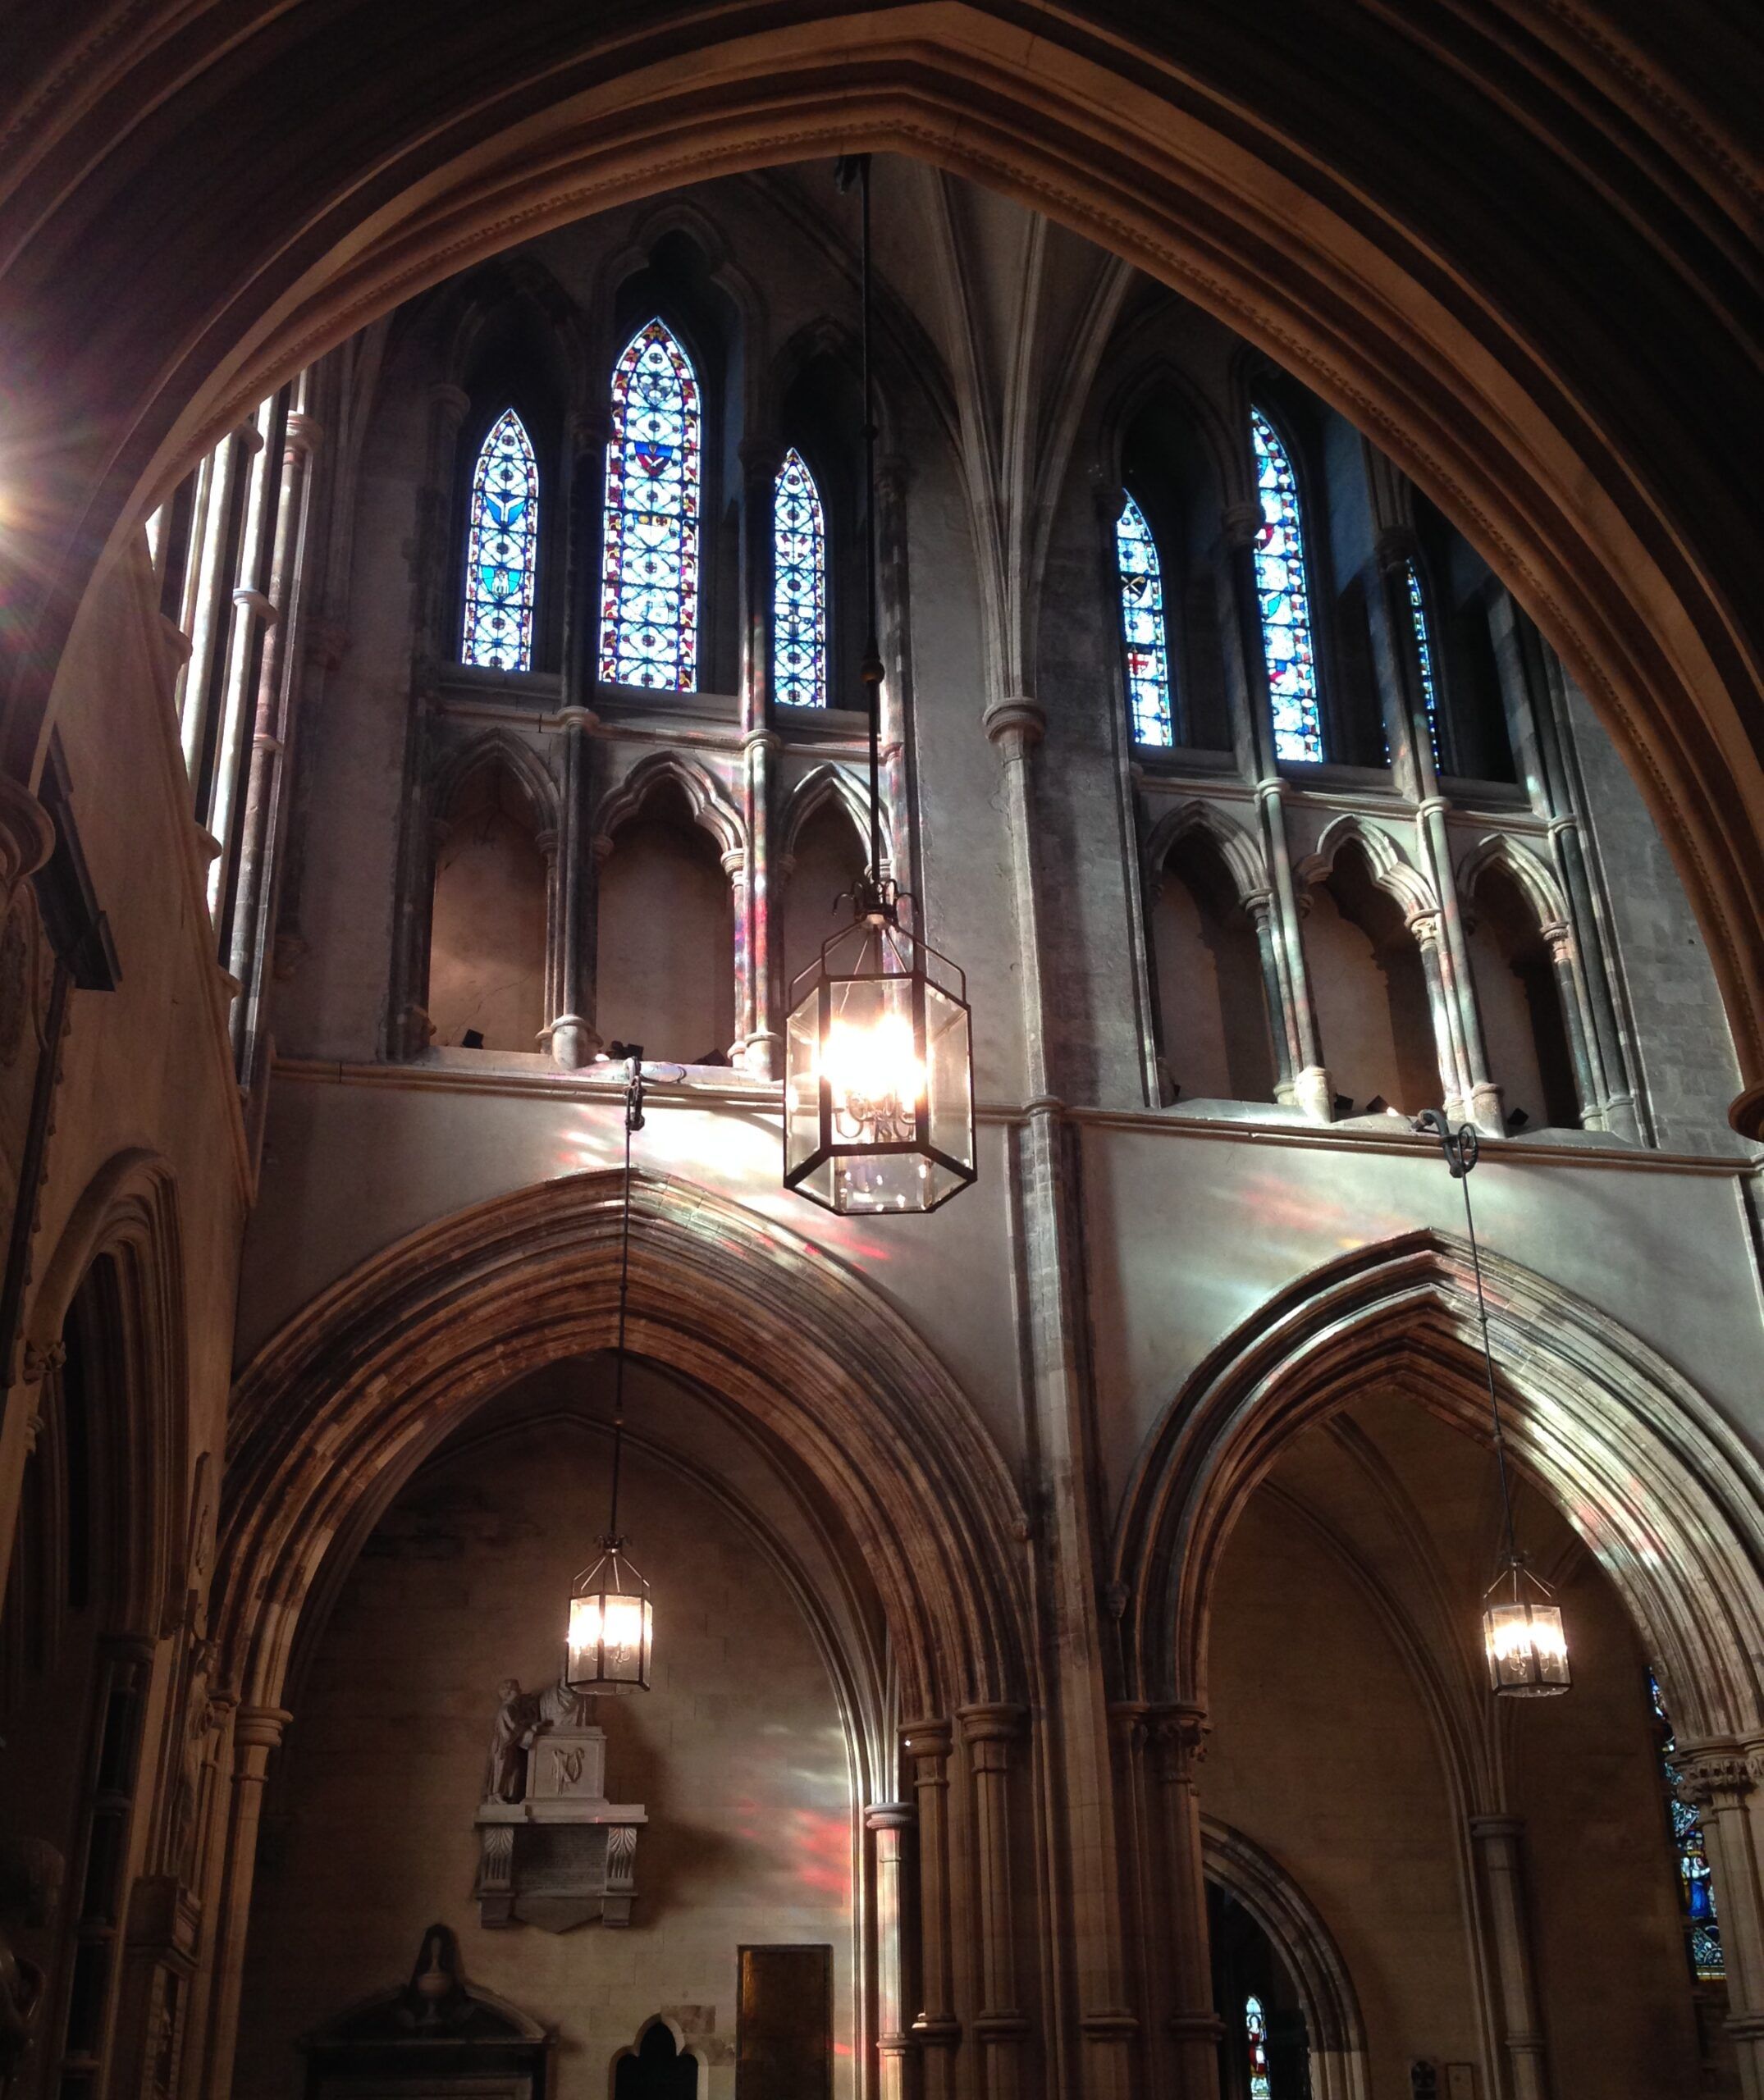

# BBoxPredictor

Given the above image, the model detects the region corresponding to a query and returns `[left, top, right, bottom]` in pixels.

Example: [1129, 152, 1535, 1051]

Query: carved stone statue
[482, 1676, 596, 1804]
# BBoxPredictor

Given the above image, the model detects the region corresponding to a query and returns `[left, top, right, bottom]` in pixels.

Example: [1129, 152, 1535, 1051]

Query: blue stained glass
[773, 448, 827, 707]
[1405, 559, 1441, 761]
[1115, 492, 1172, 746]
[599, 319, 701, 690]
[461, 409, 538, 671]
[1244, 1995, 1272, 2100]
[1251, 407, 1323, 763]
[1652, 1669, 1724, 1979]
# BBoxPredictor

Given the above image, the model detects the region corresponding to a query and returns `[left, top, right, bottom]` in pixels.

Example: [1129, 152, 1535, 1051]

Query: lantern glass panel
[566, 1563, 653, 1694]
[1483, 1597, 1570, 1697]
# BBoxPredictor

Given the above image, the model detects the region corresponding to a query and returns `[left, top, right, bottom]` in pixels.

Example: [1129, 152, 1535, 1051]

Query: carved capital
[983, 695, 1045, 752]
[284, 411, 325, 458]
[1221, 498, 1265, 550]
[1672, 1745, 1754, 1806]
[865, 1801, 916, 1834]
[1147, 1702, 1209, 1784]
[1374, 523, 1420, 575]
[232, 1705, 292, 1758]
[957, 1703, 1026, 1769]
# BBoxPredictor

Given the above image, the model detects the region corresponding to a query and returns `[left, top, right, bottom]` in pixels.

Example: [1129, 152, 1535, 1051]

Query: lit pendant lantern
[1482, 1558, 1571, 1697]
[783, 153, 976, 1217]
[1416, 1110, 1572, 1700]
[565, 1048, 655, 1695]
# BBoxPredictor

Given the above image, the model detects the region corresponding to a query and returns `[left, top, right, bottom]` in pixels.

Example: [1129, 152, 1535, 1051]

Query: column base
[1292, 1065, 1333, 1123]
[542, 1015, 602, 1071]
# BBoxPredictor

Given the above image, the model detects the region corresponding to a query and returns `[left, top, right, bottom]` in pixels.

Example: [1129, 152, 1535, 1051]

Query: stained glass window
[1244, 1995, 1272, 2100]
[1405, 559, 1442, 762]
[773, 448, 828, 708]
[1652, 1671, 1724, 1981]
[1250, 407, 1323, 763]
[599, 319, 701, 690]
[1116, 492, 1172, 746]
[461, 409, 538, 672]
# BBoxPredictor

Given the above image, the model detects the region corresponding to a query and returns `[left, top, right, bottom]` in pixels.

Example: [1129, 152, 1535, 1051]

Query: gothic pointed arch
[1296, 815, 1437, 925]
[593, 750, 744, 862]
[1111, 1230, 1764, 1748]
[459, 407, 540, 671]
[1202, 1815, 1372, 2100]
[431, 728, 558, 838]
[215, 1170, 1031, 1725]
[1456, 832, 1571, 935]
[1143, 800, 1268, 910]
[778, 762, 878, 866]
[599, 317, 703, 690]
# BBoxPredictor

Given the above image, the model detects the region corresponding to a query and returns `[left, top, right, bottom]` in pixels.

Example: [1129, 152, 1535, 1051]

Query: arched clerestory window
[600, 318, 701, 690]
[1405, 559, 1442, 763]
[1250, 406, 1323, 763]
[1116, 491, 1173, 746]
[773, 446, 828, 708]
[461, 409, 539, 672]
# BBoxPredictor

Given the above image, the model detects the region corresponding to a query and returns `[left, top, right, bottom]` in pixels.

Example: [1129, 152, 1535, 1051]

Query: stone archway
[2, 6, 1762, 1121]
[1110, 1226, 1764, 2095]
[201, 1166, 1032, 2100]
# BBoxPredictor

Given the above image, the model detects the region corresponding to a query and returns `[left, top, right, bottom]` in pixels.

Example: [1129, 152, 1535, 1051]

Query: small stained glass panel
[1115, 492, 1172, 746]
[599, 319, 701, 691]
[461, 409, 538, 672]
[1406, 559, 1441, 762]
[1251, 407, 1323, 764]
[1244, 1994, 1272, 2100]
[1652, 1669, 1724, 1980]
[774, 448, 828, 708]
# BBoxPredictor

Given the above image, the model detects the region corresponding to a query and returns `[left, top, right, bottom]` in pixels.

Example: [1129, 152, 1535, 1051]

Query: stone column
[1222, 497, 1330, 1121]
[1109, 1701, 1166, 2095]
[1245, 892, 1297, 1104]
[1542, 919, 1602, 1127]
[1468, 1815, 1550, 2100]
[543, 707, 601, 1069]
[1149, 1704, 1222, 2100]
[200, 1704, 291, 2100]
[876, 456, 918, 898]
[959, 1704, 1029, 2100]
[723, 844, 749, 1066]
[227, 403, 322, 1080]
[903, 1719, 961, 2098]
[868, 1803, 916, 2100]
[564, 407, 611, 706]
[983, 695, 1052, 1100]
[178, 421, 259, 796]
[1675, 1745, 1764, 2100]
[737, 440, 780, 1075]
[1410, 908, 1474, 1124]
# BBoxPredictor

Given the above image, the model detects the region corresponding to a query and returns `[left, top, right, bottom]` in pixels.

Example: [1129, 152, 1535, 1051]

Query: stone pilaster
[1675, 1744, 1764, 2100]
[868, 1802, 916, 2100]
[984, 693, 1051, 1102]
[1468, 1815, 1550, 2100]
[1149, 1704, 1222, 2100]
[543, 709, 601, 1069]
[903, 1719, 961, 2098]
[739, 729, 779, 1075]
[959, 1703, 1030, 2100]
[199, 1704, 291, 2100]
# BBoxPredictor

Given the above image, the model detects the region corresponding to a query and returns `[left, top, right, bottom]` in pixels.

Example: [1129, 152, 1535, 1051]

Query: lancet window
[1116, 491, 1173, 746]
[773, 448, 828, 708]
[1244, 1994, 1273, 2099]
[1405, 559, 1442, 761]
[1651, 1670, 1724, 1980]
[1250, 407, 1323, 763]
[600, 319, 701, 690]
[461, 409, 539, 672]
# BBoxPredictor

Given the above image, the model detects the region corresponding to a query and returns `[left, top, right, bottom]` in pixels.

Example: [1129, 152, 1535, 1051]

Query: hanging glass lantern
[566, 1538, 654, 1694]
[1482, 1557, 1571, 1697]
[784, 879, 975, 1214]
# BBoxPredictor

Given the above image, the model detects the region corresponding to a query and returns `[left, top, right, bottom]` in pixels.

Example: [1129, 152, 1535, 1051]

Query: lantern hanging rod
[1413, 1108, 1520, 1573]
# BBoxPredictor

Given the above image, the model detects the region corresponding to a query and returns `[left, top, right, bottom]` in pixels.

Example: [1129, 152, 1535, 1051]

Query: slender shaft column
[1222, 497, 1329, 1121]
[1149, 1705, 1222, 2100]
[959, 1705, 1029, 2100]
[199, 1705, 290, 2100]
[904, 1720, 962, 2098]
[564, 408, 611, 709]
[723, 845, 749, 1065]
[1468, 1815, 1550, 2100]
[228, 404, 321, 1080]
[983, 696, 1052, 1101]
[1108, 1702, 1168, 2095]
[868, 1803, 916, 2100]
[178, 422, 258, 797]
[737, 438, 780, 1075]
[876, 456, 916, 892]
[1246, 893, 1297, 1102]
[1410, 911, 1472, 1123]
[545, 709, 601, 1068]
[1675, 1745, 1764, 2100]
[1542, 920, 1602, 1127]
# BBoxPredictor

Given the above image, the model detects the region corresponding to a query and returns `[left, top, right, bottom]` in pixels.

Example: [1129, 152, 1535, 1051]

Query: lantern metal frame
[1415, 1107, 1572, 1700]
[564, 1048, 656, 1696]
[784, 873, 976, 1214]
[780, 153, 976, 1217]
